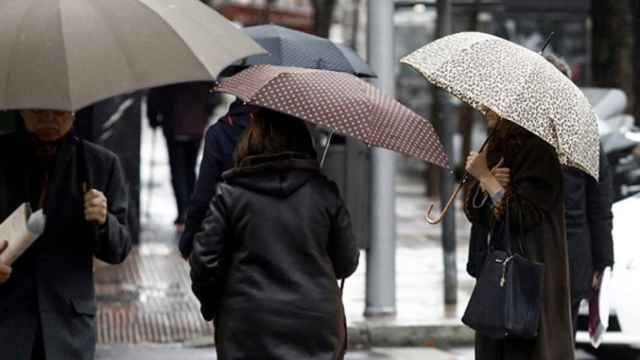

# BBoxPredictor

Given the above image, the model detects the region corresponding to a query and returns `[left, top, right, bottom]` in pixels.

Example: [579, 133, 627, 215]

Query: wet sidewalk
[94, 120, 476, 347]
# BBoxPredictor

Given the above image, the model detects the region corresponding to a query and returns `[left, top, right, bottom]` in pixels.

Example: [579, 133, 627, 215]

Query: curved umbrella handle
[425, 182, 464, 224]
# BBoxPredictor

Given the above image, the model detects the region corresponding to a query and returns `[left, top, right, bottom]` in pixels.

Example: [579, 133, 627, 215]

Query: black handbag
[462, 204, 545, 339]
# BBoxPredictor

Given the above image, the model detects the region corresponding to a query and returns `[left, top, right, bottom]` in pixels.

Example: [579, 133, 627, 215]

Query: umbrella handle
[425, 182, 464, 224]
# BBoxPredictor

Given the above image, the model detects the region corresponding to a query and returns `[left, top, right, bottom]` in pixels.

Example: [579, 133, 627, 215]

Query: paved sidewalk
[94, 121, 476, 347]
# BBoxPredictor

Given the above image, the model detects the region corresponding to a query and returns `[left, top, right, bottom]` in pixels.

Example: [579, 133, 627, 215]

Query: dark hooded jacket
[179, 101, 253, 257]
[189, 152, 359, 360]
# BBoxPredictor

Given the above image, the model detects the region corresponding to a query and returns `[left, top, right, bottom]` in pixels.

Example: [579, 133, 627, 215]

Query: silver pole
[365, 0, 397, 317]
[319, 131, 335, 167]
[436, 0, 458, 305]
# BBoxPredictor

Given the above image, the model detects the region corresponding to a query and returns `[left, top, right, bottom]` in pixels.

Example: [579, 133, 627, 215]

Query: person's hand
[84, 189, 108, 225]
[592, 271, 603, 291]
[466, 151, 492, 181]
[490, 158, 510, 188]
[0, 241, 12, 284]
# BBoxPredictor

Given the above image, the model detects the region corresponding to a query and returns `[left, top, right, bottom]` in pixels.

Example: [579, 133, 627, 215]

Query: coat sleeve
[587, 146, 614, 271]
[505, 138, 563, 234]
[180, 125, 226, 258]
[146, 87, 167, 128]
[189, 187, 231, 321]
[463, 182, 492, 278]
[327, 185, 359, 279]
[94, 156, 132, 264]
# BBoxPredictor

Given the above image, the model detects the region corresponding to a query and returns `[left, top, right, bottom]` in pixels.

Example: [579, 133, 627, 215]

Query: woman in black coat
[189, 109, 359, 360]
[464, 110, 574, 360]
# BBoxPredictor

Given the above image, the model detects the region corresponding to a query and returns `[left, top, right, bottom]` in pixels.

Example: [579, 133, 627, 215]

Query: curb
[348, 323, 474, 349]
[182, 324, 474, 350]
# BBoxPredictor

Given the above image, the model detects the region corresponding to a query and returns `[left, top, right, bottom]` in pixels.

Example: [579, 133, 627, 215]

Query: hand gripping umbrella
[214, 65, 448, 168]
[401, 32, 599, 224]
[0, 0, 265, 111]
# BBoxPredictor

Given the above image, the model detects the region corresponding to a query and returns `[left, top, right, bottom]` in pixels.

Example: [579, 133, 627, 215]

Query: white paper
[0, 203, 46, 265]
[589, 266, 612, 348]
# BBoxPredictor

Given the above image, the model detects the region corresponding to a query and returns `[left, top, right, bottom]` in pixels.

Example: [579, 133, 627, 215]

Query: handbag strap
[500, 200, 526, 256]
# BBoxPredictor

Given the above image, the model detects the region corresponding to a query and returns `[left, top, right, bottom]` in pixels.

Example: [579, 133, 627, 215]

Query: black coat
[189, 152, 359, 360]
[179, 101, 250, 257]
[0, 131, 132, 360]
[147, 82, 213, 139]
[465, 135, 574, 360]
[563, 145, 614, 301]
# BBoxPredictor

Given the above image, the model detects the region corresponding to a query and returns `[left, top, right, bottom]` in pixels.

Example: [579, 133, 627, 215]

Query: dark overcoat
[563, 145, 614, 302]
[0, 130, 132, 360]
[179, 101, 249, 258]
[190, 152, 359, 360]
[465, 135, 575, 360]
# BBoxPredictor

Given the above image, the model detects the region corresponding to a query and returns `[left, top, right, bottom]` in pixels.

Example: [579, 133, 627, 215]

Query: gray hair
[543, 53, 573, 79]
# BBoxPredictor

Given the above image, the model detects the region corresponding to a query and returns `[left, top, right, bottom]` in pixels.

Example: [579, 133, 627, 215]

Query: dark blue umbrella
[239, 25, 376, 78]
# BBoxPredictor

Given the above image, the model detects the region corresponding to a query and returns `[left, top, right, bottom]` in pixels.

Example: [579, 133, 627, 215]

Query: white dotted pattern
[214, 65, 448, 168]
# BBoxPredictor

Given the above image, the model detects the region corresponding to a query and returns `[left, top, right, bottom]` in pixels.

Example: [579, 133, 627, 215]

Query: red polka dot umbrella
[213, 65, 448, 168]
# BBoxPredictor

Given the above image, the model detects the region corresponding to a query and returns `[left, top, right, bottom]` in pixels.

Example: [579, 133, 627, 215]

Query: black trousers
[165, 136, 202, 224]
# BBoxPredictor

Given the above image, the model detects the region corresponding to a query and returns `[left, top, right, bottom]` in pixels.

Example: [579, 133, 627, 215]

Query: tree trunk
[591, 0, 634, 113]
[310, 0, 337, 37]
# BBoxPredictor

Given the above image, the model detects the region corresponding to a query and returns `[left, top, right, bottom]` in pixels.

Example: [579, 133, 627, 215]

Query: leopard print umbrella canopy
[214, 65, 448, 168]
[401, 32, 600, 179]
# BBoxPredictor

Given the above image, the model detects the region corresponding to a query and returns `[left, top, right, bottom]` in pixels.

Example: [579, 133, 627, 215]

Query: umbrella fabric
[401, 31, 599, 179]
[0, 0, 265, 111]
[241, 25, 376, 78]
[214, 65, 447, 167]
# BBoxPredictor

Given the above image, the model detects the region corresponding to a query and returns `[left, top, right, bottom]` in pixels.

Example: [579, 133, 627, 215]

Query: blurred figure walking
[179, 99, 255, 258]
[147, 82, 214, 231]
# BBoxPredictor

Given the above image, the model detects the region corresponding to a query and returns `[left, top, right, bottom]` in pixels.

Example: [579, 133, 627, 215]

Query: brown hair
[234, 108, 317, 166]
[487, 117, 534, 157]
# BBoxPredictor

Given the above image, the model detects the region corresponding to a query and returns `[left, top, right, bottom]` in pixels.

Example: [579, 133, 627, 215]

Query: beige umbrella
[0, 0, 265, 111]
[401, 31, 600, 180]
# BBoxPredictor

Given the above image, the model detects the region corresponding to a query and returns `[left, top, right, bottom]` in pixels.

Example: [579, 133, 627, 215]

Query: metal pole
[365, 0, 397, 317]
[435, 0, 457, 305]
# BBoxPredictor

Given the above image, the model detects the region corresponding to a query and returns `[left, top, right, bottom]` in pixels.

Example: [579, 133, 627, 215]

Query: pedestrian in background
[464, 108, 574, 360]
[179, 99, 255, 259]
[0, 110, 132, 360]
[189, 108, 359, 360]
[544, 53, 615, 332]
[147, 82, 214, 232]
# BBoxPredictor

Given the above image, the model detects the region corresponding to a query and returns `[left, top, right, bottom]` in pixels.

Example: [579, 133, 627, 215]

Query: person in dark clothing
[0, 110, 132, 360]
[465, 110, 574, 360]
[544, 53, 615, 331]
[179, 100, 257, 258]
[189, 108, 359, 360]
[147, 82, 214, 229]
[564, 147, 614, 328]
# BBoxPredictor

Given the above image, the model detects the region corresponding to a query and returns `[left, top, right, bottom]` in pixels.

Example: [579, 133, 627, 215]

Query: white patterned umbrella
[214, 65, 448, 167]
[401, 32, 600, 179]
